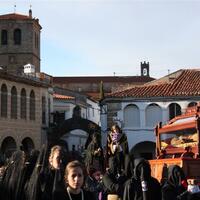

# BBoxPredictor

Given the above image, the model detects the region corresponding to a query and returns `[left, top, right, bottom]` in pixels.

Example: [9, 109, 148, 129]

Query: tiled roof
[53, 93, 74, 100]
[86, 92, 110, 100]
[53, 76, 155, 84]
[0, 13, 41, 28]
[108, 69, 200, 98]
[0, 13, 31, 20]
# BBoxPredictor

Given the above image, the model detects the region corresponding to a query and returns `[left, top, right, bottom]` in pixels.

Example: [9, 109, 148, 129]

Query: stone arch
[145, 103, 162, 128]
[130, 141, 156, 160]
[1, 136, 17, 158]
[124, 104, 140, 128]
[21, 137, 35, 153]
[56, 106, 101, 150]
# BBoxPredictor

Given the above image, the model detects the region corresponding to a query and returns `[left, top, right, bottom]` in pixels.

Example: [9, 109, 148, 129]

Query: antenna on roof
[113, 72, 116, 76]
[29, 4, 32, 18]
[168, 69, 170, 75]
[14, 3, 16, 13]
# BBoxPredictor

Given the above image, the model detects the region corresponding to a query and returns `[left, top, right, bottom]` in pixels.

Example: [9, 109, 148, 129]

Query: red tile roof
[108, 69, 200, 98]
[53, 76, 155, 84]
[53, 93, 74, 100]
[0, 13, 31, 20]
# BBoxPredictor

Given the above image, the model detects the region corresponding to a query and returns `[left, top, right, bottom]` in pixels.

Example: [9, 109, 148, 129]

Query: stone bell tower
[0, 8, 42, 73]
[141, 61, 150, 77]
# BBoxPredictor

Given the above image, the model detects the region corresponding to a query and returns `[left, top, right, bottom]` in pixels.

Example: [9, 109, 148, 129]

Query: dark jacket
[123, 158, 161, 200]
[84, 175, 103, 200]
[85, 139, 104, 172]
[54, 188, 96, 200]
[102, 157, 127, 199]
[161, 165, 189, 200]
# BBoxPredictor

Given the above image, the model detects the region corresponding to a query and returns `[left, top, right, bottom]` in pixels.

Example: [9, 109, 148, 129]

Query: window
[48, 98, 51, 123]
[14, 28, 21, 45]
[1, 84, 8, 117]
[124, 104, 140, 127]
[188, 102, 197, 108]
[92, 108, 95, 117]
[20, 89, 26, 119]
[11, 86, 17, 119]
[1, 30, 8, 45]
[42, 96, 46, 124]
[169, 103, 181, 120]
[35, 32, 37, 48]
[30, 90, 35, 120]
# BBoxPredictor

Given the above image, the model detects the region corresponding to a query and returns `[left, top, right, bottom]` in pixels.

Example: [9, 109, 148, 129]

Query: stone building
[0, 70, 52, 157]
[0, 10, 52, 157]
[0, 9, 41, 73]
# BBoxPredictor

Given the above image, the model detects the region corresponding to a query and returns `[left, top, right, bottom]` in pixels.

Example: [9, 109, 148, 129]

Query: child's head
[64, 160, 85, 192]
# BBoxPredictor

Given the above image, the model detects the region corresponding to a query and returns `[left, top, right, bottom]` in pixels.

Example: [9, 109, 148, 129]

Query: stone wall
[0, 76, 49, 151]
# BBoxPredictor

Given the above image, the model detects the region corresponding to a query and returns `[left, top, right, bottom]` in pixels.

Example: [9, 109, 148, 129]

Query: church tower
[141, 61, 150, 77]
[0, 9, 42, 73]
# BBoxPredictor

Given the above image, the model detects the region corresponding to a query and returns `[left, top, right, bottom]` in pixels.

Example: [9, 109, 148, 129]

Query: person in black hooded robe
[22, 149, 39, 200]
[1, 150, 27, 200]
[123, 157, 161, 200]
[102, 156, 127, 200]
[0, 155, 6, 193]
[85, 132, 104, 173]
[25, 144, 49, 200]
[161, 165, 189, 200]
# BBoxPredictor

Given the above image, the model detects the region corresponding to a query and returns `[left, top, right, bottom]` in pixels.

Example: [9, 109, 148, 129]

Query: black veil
[25, 144, 49, 200]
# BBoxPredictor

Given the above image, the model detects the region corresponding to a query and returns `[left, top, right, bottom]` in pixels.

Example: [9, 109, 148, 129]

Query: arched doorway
[1, 136, 17, 158]
[49, 106, 101, 159]
[21, 137, 35, 153]
[60, 129, 88, 152]
[130, 141, 156, 160]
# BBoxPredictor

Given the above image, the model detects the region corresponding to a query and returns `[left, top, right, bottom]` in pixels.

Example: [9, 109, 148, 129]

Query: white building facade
[102, 69, 200, 159]
[52, 88, 100, 151]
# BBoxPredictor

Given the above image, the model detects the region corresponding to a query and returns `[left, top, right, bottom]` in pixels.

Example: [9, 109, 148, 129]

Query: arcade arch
[145, 103, 162, 127]
[130, 141, 156, 160]
[1, 136, 17, 157]
[124, 104, 140, 128]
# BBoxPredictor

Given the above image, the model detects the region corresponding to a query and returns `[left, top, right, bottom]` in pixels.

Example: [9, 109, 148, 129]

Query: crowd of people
[0, 124, 200, 200]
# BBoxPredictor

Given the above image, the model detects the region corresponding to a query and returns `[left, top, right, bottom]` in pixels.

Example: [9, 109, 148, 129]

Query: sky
[1, 0, 200, 79]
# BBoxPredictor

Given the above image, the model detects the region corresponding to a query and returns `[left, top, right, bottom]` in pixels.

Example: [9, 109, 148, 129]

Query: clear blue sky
[1, 0, 200, 78]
